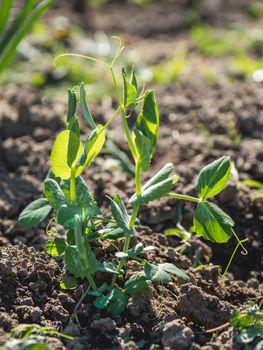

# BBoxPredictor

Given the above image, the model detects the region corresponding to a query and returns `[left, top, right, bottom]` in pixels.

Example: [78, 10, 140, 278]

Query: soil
[0, 0, 263, 349]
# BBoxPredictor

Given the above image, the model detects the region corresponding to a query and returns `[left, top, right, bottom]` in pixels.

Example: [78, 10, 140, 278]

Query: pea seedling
[19, 38, 247, 315]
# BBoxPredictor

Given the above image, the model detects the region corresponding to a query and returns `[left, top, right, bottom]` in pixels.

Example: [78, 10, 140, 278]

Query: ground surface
[0, 1, 262, 349]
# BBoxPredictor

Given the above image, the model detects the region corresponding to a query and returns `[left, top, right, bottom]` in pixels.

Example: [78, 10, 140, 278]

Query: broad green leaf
[50, 130, 83, 180]
[196, 156, 231, 199]
[122, 68, 137, 110]
[133, 128, 151, 171]
[159, 263, 189, 280]
[142, 163, 174, 191]
[144, 262, 171, 284]
[57, 205, 82, 229]
[44, 178, 66, 209]
[75, 177, 96, 207]
[64, 245, 85, 279]
[77, 125, 105, 171]
[19, 198, 51, 229]
[67, 89, 76, 123]
[108, 195, 132, 234]
[80, 82, 96, 130]
[57, 205, 98, 229]
[84, 244, 97, 275]
[94, 295, 108, 309]
[194, 201, 234, 243]
[129, 175, 178, 206]
[45, 238, 67, 257]
[135, 90, 159, 156]
[60, 275, 77, 290]
[125, 272, 149, 295]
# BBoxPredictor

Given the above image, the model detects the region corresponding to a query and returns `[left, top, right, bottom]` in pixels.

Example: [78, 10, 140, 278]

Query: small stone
[91, 317, 116, 333]
[247, 278, 259, 289]
[161, 319, 194, 350]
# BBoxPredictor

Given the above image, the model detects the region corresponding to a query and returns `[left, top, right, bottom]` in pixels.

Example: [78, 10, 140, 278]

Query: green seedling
[239, 179, 263, 201]
[19, 38, 246, 315]
[0, 0, 56, 74]
[4, 323, 73, 350]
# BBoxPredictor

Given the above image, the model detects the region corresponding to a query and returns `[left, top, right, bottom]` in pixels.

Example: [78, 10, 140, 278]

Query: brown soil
[0, 1, 263, 349]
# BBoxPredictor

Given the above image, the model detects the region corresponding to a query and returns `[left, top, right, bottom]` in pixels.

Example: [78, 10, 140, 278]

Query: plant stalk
[166, 192, 200, 203]
[70, 168, 76, 203]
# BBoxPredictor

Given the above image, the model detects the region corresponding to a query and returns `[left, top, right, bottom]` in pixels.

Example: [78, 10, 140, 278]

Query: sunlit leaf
[18, 198, 51, 228]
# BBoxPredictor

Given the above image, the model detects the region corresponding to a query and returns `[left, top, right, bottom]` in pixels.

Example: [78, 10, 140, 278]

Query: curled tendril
[46, 217, 57, 237]
[219, 229, 248, 282]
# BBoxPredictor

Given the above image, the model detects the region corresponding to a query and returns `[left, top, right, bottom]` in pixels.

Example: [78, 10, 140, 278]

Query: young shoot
[19, 38, 246, 315]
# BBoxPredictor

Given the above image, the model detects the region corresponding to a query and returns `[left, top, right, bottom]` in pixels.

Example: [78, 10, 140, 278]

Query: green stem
[85, 272, 97, 291]
[110, 169, 141, 287]
[70, 169, 76, 203]
[166, 192, 200, 203]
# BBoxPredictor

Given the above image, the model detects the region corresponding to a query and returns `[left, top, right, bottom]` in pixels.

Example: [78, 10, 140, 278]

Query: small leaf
[45, 238, 67, 257]
[19, 198, 51, 229]
[80, 82, 96, 130]
[108, 195, 132, 234]
[129, 175, 178, 206]
[130, 66, 137, 89]
[196, 156, 231, 199]
[128, 243, 144, 258]
[64, 245, 85, 279]
[107, 288, 129, 315]
[144, 262, 171, 284]
[133, 128, 151, 171]
[142, 163, 174, 191]
[51, 130, 83, 180]
[57, 205, 82, 229]
[125, 272, 149, 295]
[122, 68, 137, 110]
[60, 275, 77, 290]
[194, 201, 234, 243]
[78, 125, 105, 170]
[67, 89, 76, 123]
[75, 177, 96, 208]
[135, 90, 159, 157]
[96, 261, 118, 274]
[44, 178, 66, 209]
[68, 115, 80, 136]
[159, 263, 189, 280]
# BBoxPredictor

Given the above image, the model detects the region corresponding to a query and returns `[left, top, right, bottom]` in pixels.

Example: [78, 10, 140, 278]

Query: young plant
[19, 38, 246, 315]
[0, 0, 55, 74]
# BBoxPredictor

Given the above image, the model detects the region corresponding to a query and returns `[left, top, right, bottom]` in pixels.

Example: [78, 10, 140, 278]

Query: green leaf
[130, 66, 137, 89]
[45, 238, 67, 257]
[80, 82, 96, 130]
[108, 195, 132, 234]
[107, 288, 129, 315]
[77, 125, 105, 171]
[74, 215, 86, 259]
[64, 245, 86, 279]
[133, 128, 151, 171]
[194, 201, 234, 243]
[44, 178, 66, 209]
[96, 261, 118, 274]
[196, 156, 231, 199]
[67, 89, 76, 123]
[236, 323, 263, 344]
[129, 175, 178, 206]
[50, 130, 83, 180]
[125, 272, 149, 295]
[158, 263, 189, 280]
[142, 163, 174, 191]
[75, 177, 97, 207]
[68, 115, 80, 137]
[122, 68, 137, 110]
[57, 205, 81, 229]
[144, 262, 171, 284]
[128, 243, 144, 258]
[135, 90, 159, 157]
[19, 198, 51, 229]
[60, 275, 77, 290]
